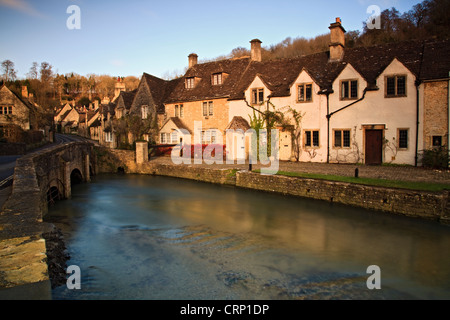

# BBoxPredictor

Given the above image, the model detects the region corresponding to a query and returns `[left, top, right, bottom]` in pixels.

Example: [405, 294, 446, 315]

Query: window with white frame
[186, 77, 195, 89]
[141, 105, 149, 119]
[201, 129, 219, 144]
[212, 73, 223, 85]
[171, 131, 178, 144]
[160, 133, 168, 144]
[105, 132, 113, 143]
[179, 104, 184, 118]
[175, 105, 179, 117]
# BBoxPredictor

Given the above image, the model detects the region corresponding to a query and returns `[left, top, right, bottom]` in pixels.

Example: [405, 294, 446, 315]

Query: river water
[45, 174, 450, 300]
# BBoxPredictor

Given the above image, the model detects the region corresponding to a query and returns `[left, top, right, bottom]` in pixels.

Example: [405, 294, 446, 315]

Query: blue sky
[0, 0, 422, 79]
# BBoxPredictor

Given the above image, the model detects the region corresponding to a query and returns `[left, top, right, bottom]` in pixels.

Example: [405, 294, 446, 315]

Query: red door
[365, 130, 383, 165]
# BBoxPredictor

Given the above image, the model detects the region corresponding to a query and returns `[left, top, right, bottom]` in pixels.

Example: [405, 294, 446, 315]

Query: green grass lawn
[252, 170, 450, 192]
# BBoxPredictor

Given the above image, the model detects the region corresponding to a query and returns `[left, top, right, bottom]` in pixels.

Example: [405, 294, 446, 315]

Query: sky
[0, 0, 423, 80]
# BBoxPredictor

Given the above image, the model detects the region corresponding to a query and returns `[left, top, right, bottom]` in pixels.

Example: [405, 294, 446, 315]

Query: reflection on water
[45, 174, 450, 300]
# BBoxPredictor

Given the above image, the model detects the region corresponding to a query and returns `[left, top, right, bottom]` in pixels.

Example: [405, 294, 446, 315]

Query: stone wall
[423, 80, 449, 149]
[235, 171, 447, 221]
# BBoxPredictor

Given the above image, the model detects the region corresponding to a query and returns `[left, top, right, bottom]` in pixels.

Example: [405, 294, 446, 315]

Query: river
[45, 174, 450, 300]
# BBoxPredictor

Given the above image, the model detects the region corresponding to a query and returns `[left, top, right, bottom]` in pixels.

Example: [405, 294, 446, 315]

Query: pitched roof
[165, 57, 252, 103]
[140, 39, 449, 105]
[1, 85, 38, 112]
[230, 39, 449, 99]
[116, 89, 137, 110]
[163, 117, 192, 134]
[143, 73, 182, 113]
[420, 38, 450, 81]
[226, 116, 251, 131]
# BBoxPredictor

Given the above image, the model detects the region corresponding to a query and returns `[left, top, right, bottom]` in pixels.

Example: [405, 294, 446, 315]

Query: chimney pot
[22, 86, 28, 99]
[188, 53, 198, 69]
[250, 39, 262, 62]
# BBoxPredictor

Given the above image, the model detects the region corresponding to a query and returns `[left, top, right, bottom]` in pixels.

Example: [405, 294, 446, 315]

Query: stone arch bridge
[12, 141, 95, 214]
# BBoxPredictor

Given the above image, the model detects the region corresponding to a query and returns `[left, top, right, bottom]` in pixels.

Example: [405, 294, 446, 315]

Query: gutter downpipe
[326, 92, 330, 163]
[448, 71, 450, 167]
[326, 88, 368, 163]
[415, 80, 421, 167]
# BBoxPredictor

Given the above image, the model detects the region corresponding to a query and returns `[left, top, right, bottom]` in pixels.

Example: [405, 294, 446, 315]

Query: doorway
[365, 129, 383, 165]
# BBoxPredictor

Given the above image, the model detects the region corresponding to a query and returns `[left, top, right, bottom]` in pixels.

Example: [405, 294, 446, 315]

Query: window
[203, 101, 213, 117]
[298, 84, 313, 102]
[141, 105, 149, 119]
[160, 133, 167, 144]
[105, 132, 113, 143]
[179, 105, 184, 118]
[305, 130, 319, 148]
[432, 136, 442, 147]
[0, 106, 13, 115]
[208, 101, 213, 116]
[251, 88, 264, 105]
[398, 129, 409, 149]
[341, 80, 358, 100]
[171, 131, 178, 144]
[175, 105, 179, 117]
[212, 73, 223, 85]
[334, 129, 351, 148]
[186, 77, 195, 89]
[201, 129, 218, 144]
[386, 75, 407, 97]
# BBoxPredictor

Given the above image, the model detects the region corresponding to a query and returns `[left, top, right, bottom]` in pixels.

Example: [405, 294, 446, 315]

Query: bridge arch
[46, 178, 66, 206]
[70, 168, 83, 186]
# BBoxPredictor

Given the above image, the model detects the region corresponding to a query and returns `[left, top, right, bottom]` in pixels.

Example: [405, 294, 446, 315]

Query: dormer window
[386, 75, 407, 98]
[340, 80, 358, 100]
[186, 77, 195, 89]
[212, 73, 223, 86]
[298, 83, 313, 103]
[251, 88, 264, 105]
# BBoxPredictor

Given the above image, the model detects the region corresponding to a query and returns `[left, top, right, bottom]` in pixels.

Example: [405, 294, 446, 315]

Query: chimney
[329, 17, 346, 62]
[188, 53, 198, 69]
[22, 86, 28, 99]
[250, 39, 262, 62]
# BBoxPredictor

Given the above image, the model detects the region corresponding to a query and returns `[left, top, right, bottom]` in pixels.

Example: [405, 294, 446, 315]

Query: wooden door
[365, 130, 383, 165]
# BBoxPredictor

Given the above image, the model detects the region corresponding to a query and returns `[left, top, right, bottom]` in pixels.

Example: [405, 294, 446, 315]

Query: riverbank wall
[96, 148, 450, 225]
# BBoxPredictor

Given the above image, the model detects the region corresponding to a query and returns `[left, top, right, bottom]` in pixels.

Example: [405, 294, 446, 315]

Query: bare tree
[27, 62, 39, 80]
[1, 60, 17, 82]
